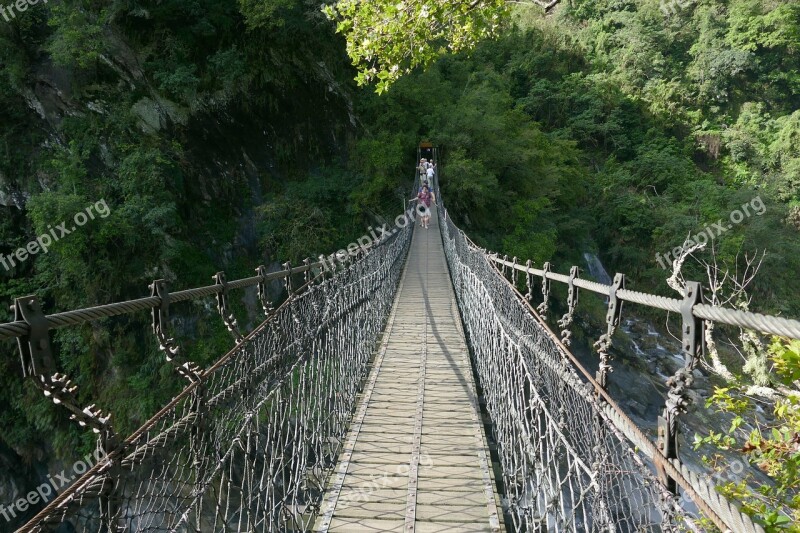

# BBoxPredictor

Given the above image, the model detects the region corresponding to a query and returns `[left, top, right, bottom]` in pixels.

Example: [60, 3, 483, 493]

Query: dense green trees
[0, 0, 363, 463]
[328, 0, 800, 300]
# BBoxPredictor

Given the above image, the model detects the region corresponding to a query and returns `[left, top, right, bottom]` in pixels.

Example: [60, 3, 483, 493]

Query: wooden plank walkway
[315, 207, 504, 533]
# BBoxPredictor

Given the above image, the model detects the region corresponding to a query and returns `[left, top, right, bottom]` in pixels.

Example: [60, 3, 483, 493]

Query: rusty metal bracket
[151, 279, 200, 382]
[657, 415, 679, 495]
[214, 272, 243, 342]
[151, 280, 179, 361]
[594, 273, 625, 390]
[14, 297, 120, 448]
[659, 281, 704, 495]
[537, 262, 552, 317]
[256, 265, 275, 316]
[680, 281, 704, 366]
[14, 295, 55, 378]
[558, 266, 580, 346]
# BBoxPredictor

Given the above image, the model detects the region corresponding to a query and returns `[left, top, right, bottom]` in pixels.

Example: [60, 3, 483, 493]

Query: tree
[322, 0, 560, 93]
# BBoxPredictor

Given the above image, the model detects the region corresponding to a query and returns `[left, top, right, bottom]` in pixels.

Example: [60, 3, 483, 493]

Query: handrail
[0, 244, 426, 342]
[490, 256, 800, 339]
[0, 261, 324, 341]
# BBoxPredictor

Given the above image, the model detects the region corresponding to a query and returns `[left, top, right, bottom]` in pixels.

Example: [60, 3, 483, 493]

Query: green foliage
[47, 2, 106, 68]
[257, 167, 394, 262]
[0, 0, 362, 471]
[238, 0, 293, 30]
[323, 0, 511, 93]
[502, 198, 557, 265]
[693, 337, 800, 530]
[154, 64, 200, 101]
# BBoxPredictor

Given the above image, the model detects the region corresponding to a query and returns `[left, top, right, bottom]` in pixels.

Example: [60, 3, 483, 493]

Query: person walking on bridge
[411, 185, 436, 229]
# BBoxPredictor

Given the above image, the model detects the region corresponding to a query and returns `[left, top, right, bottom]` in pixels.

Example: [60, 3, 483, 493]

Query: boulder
[132, 97, 188, 133]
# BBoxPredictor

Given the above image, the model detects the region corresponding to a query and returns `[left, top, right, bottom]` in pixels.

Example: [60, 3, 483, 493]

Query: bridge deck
[315, 208, 503, 533]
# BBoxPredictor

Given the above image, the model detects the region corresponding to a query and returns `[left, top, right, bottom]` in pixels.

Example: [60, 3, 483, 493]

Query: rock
[132, 97, 164, 133]
[687, 389, 705, 406]
[0, 172, 28, 209]
[132, 97, 189, 133]
[0, 189, 13, 207]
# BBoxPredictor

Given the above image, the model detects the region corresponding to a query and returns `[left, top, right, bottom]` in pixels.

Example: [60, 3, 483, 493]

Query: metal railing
[490, 256, 800, 339]
[437, 208, 771, 532]
[3, 170, 422, 532]
[432, 148, 780, 531]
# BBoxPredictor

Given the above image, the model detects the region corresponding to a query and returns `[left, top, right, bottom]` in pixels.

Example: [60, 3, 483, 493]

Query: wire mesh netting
[438, 209, 696, 532]
[20, 224, 412, 533]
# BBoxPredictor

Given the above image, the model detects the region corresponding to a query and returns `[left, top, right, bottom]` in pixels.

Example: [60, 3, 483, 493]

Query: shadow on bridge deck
[314, 206, 504, 533]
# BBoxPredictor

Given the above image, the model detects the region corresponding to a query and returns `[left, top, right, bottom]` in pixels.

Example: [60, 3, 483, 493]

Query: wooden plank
[315, 210, 503, 533]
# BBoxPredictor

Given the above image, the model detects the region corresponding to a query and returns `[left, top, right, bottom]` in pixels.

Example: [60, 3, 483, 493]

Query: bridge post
[256, 265, 276, 315]
[189, 382, 208, 532]
[151, 279, 203, 381]
[13, 295, 54, 378]
[150, 279, 206, 528]
[283, 261, 294, 292]
[658, 281, 704, 495]
[97, 429, 120, 532]
[510, 256, 518, 287]
[303, 258, 312, 285]
[523, 260, 533, 302]
[591, 274, 624, 530]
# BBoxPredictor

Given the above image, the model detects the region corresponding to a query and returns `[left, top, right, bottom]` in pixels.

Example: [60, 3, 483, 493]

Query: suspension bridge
[3, 147, 799, 532]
